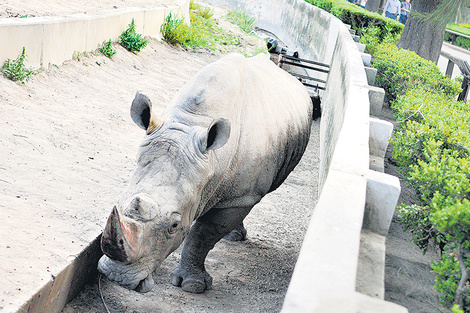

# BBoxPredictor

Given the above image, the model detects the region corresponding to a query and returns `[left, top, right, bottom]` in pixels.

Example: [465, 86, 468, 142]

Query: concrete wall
[0, 0, 190, 68]
[206, 0, 405, 312]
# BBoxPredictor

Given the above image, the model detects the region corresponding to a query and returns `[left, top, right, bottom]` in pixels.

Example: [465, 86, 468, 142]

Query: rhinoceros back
[166, 53, 313, 208]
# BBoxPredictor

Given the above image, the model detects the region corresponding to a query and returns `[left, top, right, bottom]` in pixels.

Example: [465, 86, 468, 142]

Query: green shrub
[160, 12, 192, 47]
[456, 36, 470, 50]
[359, 25, 400, 55]
[392, 89, 470, 155]
[99, 39, 116, 58]
[432, 250, 470, 308]
[305, 0, 403, 38]
[447, 23, 470, 36]
[120, 18, 148, 52]
[373, 44, 461, 100]
[227, 9, 256, 33]
[399, 203, 446, 252]
[391, 87, 470, 310]
[2, 47, 37, 83]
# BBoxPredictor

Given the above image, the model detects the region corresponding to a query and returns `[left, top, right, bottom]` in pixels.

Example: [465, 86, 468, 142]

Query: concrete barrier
[0, 0, 190, 68]
[208, 0, 405, 311]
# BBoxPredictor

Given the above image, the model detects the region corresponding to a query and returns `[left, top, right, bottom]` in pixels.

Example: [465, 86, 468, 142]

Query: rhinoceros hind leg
[170, 265, 213, 293]
[224, 223, 247, 241]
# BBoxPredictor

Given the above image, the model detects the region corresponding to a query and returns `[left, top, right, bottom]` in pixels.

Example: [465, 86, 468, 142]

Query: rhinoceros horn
[101, 206, 142, 264]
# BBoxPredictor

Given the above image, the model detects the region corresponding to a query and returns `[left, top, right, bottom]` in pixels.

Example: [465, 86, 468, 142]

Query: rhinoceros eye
[168, 213, 181, 234]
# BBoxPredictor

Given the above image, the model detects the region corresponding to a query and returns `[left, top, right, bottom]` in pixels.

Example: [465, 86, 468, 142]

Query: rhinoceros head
[98, 92, 230, 292]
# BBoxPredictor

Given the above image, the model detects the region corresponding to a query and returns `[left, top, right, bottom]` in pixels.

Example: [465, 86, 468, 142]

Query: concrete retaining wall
[0, 0, 190, 68]
[208, 0, 405, 312]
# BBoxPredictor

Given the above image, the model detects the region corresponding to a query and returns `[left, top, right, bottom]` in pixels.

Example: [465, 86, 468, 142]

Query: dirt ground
[0, 0, 451, 312]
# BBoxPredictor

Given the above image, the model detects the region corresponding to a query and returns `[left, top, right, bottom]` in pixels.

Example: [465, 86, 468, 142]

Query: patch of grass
[120, 18, 148, 52]
[191, 1, 214, 19]
[227, 10, 255, 33]
[99, 39, 116, 58]
[160, 1, 266, 56]
[2, 47, 37, 83]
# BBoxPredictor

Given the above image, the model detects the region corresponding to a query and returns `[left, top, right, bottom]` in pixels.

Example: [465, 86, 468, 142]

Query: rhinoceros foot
[170, 265, 213, 293]
[224, 223, 247, 242]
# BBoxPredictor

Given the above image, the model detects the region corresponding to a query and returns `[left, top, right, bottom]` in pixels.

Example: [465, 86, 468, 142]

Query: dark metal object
[278, 53, 330, 93]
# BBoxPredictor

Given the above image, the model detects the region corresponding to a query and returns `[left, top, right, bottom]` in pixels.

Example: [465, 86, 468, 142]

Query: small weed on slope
[120, 19, 148, 52]
[227, 10, 255, 33]
[2, 47, 37, 83]
[99, 39, 117, 58]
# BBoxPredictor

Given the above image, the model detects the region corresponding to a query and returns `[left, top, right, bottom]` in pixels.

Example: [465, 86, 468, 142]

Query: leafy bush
[359, 25, 400, 55]
[389, 87, 470, 310]
[392, 89, 470, 159]
[120, 19, 148, 52]
[160, 12, 191, 46]
[447, 23, 470, 36]
[369, 26, 470, 309]
[305, 0, 403, 38]
[99, 39, 116, 58]
[227, 9, 256, 33]
[373, 43, 461, 100]
[2, 47, 37, 83]
[432, 251, 470, 308]
[399, 203, 446, 252]
[456, 36, 470, 50]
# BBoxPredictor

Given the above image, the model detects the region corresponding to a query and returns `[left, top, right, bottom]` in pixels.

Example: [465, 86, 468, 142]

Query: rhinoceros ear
[131, 92, 163, 134]
[200, 118, 231, 152]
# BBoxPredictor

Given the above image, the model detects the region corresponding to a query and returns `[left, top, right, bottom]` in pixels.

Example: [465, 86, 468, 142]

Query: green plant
[160, 12, 191, 46]
[2, 47, 37, 83]
[447, 23, 470, 36]
[432, 250, 470, 308]
[99, 39, 116, 58]
[399, 204, 446, 252]
[456, 36, 470, 50]
[373, 43, 461, 100]
[160, 2, 265, 56]
[120, 18, 148, 52]
[389, 87, 470, 310]
[227, 9, 256, 33]
[190, 1, 214, 19]
[306, 0, 403, 38]
[360, 25, 401, 55]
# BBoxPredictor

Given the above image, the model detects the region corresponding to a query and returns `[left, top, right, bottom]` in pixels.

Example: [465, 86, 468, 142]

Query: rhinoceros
[98, 53, 313, 293]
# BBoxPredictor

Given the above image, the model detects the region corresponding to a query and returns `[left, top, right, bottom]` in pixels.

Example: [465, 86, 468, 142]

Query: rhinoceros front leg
[170, 206, 251, 293]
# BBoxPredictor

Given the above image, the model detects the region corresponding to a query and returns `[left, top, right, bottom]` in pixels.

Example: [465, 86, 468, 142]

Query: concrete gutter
[0, 0, 190, 68]
[208, 0, 406, 311]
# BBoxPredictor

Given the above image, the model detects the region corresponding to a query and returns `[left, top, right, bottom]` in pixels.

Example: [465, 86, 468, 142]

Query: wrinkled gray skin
[98, 53, 313, 294]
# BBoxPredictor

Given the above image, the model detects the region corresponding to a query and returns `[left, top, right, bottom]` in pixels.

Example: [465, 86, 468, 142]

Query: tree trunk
[455, 245, 469, 310]
[365, 0, 381, 13]
[397, 0, 444, 63]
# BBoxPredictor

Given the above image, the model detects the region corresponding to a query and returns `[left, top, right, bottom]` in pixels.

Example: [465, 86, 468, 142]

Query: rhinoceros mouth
[98, 255, 154, 293]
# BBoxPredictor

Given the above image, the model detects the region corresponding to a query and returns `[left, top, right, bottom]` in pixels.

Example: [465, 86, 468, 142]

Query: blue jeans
[385, 11, 397, 20]
[399, 15, 408, 24]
